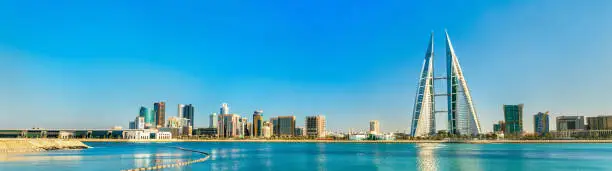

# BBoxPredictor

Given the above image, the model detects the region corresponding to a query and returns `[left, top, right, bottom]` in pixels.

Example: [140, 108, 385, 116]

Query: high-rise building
[220, 103, 229, 115]
[238, 117, 248, 137]
[270, 116, 296, 137]
[534, 112, 550, 136]
[411, 32, 482, 137]
[262, 121, 272, 138]
[246, 122, 252, 137]
[504, 104, 523, 135]
[556, 116, 585, 131]
[154, 102, 166, 128]
[370, 120, 380, 134]
[587, 116, 612, 130]
[217, 114, 240, 138]
[270, 117, 278, 136]
[140, 106, 154, 128]
[306, 115, 326, 138]
[178, 104, 185, 118]
[446, 32, 481, 136]
[411, 33, 436, 137]
[183, 104, 195, 127]
[209, 113, 218, 129]
[294, 127, 305, 137]
[139, 107, 148, 118]
[493, 121, 505, 133]
[147, 109, 156, 129]
[135, 116, 145, 130]
[252, 110, 264, 137]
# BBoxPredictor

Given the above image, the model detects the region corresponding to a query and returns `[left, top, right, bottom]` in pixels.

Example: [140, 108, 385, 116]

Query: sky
[1, 1, 611, 133]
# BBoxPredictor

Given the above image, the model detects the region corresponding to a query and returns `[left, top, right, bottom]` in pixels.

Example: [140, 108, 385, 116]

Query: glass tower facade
[445, 31, 481, 136]
[154, 102, 166, 128]
[183, 104, 195, 127]
[410, 33, 436, 137]
[534, 112, 550, 136]
[253, 110, 264, 137]
[140, 106, 154, 127]
[504, 104, 524, 135]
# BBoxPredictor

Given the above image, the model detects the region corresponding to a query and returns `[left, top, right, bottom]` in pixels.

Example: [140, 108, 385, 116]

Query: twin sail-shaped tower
[410, 31, 482, 137]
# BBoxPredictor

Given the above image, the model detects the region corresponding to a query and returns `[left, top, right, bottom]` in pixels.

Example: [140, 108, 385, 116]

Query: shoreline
[76, 139, 612, 144]
[0, 139, 90, 153]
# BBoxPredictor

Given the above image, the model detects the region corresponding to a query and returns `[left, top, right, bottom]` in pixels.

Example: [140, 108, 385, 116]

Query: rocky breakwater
[0, 139, 90, 153]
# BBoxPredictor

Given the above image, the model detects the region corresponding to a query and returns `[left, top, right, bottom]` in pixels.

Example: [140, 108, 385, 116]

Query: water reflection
[0, 153, 84, 162]
[316, 143, 327, 171]
[416, 143, 439, 171]
[445, 144, 482, 171]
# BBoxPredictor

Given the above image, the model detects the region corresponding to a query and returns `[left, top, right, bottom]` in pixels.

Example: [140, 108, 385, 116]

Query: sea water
[1, 142, 611, 171]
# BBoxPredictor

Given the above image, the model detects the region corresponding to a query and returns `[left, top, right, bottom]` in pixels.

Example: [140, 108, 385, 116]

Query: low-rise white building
[156, 131, 172, 139]
[349, 134, 367, 140]
[123, 130, 152, 140]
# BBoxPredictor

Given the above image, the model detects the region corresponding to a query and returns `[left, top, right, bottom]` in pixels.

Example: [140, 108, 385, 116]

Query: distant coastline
[77, 139, 612, 144]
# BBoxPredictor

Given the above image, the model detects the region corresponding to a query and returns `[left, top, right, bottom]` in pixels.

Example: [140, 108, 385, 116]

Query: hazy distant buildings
[209, 113, 217, 128]
[154, 102, 166, 128]
[218, 114, 240, 138]
[504, 104, 523, 135]
[369, 120, 380, 134]
[220, 103, 229, 115]
[270, 116, 296, 137]
[587, 116, 612, 130]
[556, 116, 585, 131]
[306, 115, 326, 138]
[252, 110, 264, 137]
[533, 112, 550, 136]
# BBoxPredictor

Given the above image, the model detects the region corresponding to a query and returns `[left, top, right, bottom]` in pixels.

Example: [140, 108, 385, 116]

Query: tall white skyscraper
[178, 104, 185, 118]
[411, 33, 436, 137]
[220, 103, 229, 115]
[445, 31, 481, 136]
[210, 113, 218, 128]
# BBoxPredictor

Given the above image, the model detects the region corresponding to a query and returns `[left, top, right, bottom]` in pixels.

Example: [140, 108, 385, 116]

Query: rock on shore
[0, 139, 90, 153]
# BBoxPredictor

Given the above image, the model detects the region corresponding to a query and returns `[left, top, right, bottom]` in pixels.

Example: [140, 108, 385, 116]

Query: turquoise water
[1, 142, 612, 171]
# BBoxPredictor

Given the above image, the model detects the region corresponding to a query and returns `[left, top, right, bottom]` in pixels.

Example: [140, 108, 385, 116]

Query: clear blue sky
[1, 1, 611, 132]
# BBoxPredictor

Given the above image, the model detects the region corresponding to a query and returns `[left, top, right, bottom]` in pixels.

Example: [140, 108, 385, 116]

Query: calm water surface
[1, 142, 611, 171]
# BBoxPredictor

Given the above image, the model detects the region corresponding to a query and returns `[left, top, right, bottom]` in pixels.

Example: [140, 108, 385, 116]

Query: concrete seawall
[0, 139, 90, 153]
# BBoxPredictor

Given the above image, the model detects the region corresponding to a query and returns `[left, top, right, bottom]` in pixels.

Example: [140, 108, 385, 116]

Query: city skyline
[1, 1, 612, 132]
